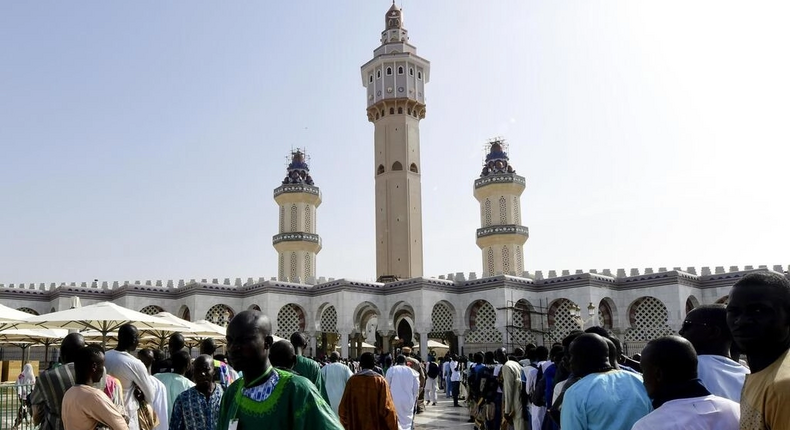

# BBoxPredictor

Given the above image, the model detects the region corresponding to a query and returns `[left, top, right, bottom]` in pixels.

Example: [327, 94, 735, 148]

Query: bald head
[169, 332, 185, 354]
[60, 333, 85, 364]
[117, 323, 139, 351]
[270, 340, 296, 369]
[569, 333, 612, 377]
[227, 310, 272, 374]
[290, 332, 307, 353]
[640, 336, 698, 399]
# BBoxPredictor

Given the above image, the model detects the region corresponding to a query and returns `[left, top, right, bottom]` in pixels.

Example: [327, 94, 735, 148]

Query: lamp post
[569, 302, 597, 329]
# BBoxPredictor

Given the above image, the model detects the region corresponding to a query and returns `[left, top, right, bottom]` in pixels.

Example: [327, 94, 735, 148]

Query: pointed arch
[392, 161, 403, 171]
[409, 163, 418, 173]
[377, 164, 385, 175]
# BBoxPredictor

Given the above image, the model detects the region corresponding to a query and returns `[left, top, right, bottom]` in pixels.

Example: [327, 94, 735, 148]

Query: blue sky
[1, 1, 788, 285]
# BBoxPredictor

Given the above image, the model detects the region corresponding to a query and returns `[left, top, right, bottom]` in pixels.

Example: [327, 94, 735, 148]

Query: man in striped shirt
[31, 333, 85, 430]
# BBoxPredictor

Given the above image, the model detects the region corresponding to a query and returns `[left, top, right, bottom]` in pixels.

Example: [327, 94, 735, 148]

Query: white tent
[0, 303, 45, 332]
[27, 301, 190, 347]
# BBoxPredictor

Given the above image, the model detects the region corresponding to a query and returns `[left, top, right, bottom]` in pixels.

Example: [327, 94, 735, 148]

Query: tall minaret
[474, 139, 529, 277]
[273, 149, 322, 283]
[361, 2, 430, 281]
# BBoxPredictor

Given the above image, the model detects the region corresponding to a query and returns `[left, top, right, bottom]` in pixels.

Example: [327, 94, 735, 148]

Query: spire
[282, 149, 315, 186]
[385, 1, 402, 30]
[480, 138, 516, 177]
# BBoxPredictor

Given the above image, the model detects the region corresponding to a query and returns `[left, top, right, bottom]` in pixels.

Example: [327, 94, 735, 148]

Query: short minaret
[273, 150, 322, 283]
[474, 139, 529, 277]
[361, 2, 430, 281]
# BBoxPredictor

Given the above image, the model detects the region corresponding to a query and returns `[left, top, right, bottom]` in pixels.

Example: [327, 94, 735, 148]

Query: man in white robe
[632, 336, 739, 430]
[679, 305, 749, 402]
[320, 351, 353, 415]
[104, 324, 157, 430]
[385, 354, 419, 430]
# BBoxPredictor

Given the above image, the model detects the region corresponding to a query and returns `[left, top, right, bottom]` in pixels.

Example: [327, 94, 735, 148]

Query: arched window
[409, 67, 414, 76]
[409, 163, 418, 173]
[392, 161, 403, 171]
[407, 109, 412, 115]
[389, 107, 395, 114]
[398, 107, 403, 114]
[369, 74, 373, 83]
[377, 70, 381, 79]
[398, 66, 404, 75]
[386, 67, 393, 76]
[377, 164, 385, 175]
[417, 71, 422, 80]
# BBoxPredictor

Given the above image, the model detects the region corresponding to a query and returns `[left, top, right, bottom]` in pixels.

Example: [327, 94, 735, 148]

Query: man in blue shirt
[560, 333, 651, 430]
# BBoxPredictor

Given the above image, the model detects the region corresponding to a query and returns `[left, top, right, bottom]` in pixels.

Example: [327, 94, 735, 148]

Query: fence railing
[0, 384, 35, 430]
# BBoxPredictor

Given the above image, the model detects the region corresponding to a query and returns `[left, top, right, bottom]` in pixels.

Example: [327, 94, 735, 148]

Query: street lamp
[569, 302, 597, 328]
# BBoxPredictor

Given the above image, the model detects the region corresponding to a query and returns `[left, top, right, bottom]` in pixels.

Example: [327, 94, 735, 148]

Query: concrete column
[356, 337, 362, 359]
[341, 332, 349, 359]
[457, 334, 465, 357]
[419, 332, 429, 361]
[309, 333, 317, 358]
[379, 330, 392, 355]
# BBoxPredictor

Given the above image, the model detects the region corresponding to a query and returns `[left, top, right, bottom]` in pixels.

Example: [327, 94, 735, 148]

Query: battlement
[1, 264, 787, 298]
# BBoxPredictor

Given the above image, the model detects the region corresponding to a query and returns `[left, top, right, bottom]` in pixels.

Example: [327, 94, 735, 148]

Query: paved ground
[414, 391, 475, 430]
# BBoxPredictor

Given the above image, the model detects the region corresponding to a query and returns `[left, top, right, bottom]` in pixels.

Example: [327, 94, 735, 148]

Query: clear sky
[1, 1, 788, 285]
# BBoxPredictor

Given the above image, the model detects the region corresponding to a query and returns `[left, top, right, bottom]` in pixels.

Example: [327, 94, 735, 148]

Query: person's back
[632, 395, 738, 430]
[338, 353, 398, 430]
[31, 363, 76, 430]
[62, 346, 128, 430]
[562, 369, 651, 430]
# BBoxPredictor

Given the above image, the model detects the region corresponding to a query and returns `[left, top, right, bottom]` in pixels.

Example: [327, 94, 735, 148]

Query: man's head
[117, 323, 139, 351]
[473, 352, 484, 364]
[172, 350, 192, 375]
[60, 332, 85, 364]
[569, 333, 612, 377]
[192, 355, 215, 391]
[269, 340, 296, 370]
[360, 352, 376, 369]
[227, 310, 273, 373]
[137, 348, 155, 372]
[640, 336, 698, 399]
[200, 338, 217, 356]
[727, 272, 790, 354]
[604, 338, 620, 369]
[395, 354, 407, 365]
[290, 332, 307, 355]
[329, 351, 340, 363]
[534, 345, 549, 362]
[74, 346, 105, 384]
[495, 347, 507, 364]
[168, 333, 185, 354]
[401, 346, 412, 357]
[513, 347, 525, 359]
[680, 304, 732, 356]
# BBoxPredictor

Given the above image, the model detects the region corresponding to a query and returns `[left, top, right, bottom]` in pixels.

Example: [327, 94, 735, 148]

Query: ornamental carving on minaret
[282, 150, 315, 185]
[480, 139, 516, 177]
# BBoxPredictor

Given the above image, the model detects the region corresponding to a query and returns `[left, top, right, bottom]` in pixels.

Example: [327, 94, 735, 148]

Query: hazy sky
[1, 1, 788, 285]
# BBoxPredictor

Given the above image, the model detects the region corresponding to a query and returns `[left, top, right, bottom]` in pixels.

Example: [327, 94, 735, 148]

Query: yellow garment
[740, 350, 790, 430]
[501, 361, 526, 430]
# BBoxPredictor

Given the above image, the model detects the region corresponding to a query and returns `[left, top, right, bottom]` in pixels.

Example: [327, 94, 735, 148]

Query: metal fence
[0, 384, 35, 430]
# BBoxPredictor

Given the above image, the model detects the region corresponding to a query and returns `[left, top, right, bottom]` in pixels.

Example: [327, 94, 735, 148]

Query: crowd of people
[13, 271, 790, 430]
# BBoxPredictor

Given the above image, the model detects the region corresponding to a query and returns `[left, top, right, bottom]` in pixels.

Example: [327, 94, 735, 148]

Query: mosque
[1, 4, 787, 361]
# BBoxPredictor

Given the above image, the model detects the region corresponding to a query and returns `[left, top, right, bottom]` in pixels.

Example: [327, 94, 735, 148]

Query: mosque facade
[2, 4, 788, 361]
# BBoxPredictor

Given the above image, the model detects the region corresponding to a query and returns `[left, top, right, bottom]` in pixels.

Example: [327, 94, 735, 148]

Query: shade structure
[142, 313, 227, 348]
[26, 301, 190, 347]
[0, 303, 45, 332]
[0, 328, 69, 363]
[414, 340, 450, 353]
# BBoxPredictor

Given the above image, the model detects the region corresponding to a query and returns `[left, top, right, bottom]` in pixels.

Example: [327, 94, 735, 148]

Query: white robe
[320, 362, 353, 415]
[104, 350, 157, 430]
[697, 355, 749, 402]
[148, 375, 168, 430]
[386, 365, 419, 430]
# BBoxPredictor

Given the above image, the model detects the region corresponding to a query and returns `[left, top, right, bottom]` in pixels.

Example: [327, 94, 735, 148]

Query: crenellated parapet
[1, 264, 787, 303]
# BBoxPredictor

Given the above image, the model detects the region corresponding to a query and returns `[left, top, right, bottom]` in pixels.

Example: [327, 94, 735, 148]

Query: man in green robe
[217, 311, 343, 430]
[290, 332, 330, 402]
